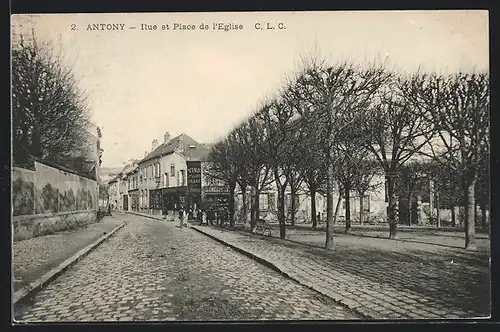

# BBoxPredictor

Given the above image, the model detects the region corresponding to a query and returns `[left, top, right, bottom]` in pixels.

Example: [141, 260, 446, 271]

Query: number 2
[71, 24, 77, 30]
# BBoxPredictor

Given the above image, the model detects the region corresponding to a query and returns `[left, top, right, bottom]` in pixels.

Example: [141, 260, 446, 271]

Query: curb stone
[191, 226, 372, 320]
[125, 211, 164, 221]
[126, 212, 191, 227]
[13, 222, 126, 310]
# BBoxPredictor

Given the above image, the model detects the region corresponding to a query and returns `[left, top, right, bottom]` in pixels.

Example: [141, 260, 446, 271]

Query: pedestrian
[208, 209, 214, 226]
[202, 210, 207, 225]
[107, 204, 112, 216]
[178, 207, 184, 228]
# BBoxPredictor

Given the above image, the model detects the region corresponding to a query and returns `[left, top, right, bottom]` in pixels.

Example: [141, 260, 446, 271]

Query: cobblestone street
[192, 225, 491, 320]
[14, 213, 360, 322]
[13, 217, 123, 292]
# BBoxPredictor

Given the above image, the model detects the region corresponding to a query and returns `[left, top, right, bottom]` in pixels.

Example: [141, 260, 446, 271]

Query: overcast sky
[12, 11, 489, 168]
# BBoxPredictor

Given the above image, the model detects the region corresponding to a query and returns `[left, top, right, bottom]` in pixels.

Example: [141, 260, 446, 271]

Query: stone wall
[13, 210, 98, 241]
[12, 160, 99, 241]
[12, 167, 35, 216]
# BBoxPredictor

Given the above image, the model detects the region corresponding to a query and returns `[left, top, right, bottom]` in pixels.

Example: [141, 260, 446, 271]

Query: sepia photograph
[11, 10, 490, 322]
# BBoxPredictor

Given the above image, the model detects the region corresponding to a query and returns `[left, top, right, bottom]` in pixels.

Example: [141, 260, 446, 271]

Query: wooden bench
[253, 220, 272, 236]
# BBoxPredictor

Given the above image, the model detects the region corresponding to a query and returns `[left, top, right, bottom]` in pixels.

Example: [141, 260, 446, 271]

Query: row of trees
[12, 28, 92, 171]
[206, 55, 489, 250]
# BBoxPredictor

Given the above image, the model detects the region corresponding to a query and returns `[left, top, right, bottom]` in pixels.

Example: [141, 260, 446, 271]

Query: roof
[139, 133, 212, 164]
[108, 175, 119, 183]
[121, 163, 137, 175]
[125, 164, 138, 175]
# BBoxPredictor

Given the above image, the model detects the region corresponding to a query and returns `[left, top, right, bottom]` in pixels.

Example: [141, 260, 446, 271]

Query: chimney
[152, 139, 158, 151]
[164, 132, 170, 143]
[144, 151, 148, 157]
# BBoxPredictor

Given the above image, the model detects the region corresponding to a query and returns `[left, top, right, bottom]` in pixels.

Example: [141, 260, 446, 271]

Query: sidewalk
[265, 223, 490, 250]
[191, 225, 490, 320]
[13, 216, 124, 292]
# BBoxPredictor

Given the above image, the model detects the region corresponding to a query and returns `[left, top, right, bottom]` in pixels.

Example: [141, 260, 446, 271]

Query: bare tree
[357, 73, 434, 240]
[403, 72, 490, 249]
[294, 116, 328, 229]
[205, 137, 241, 228]
[257, 96, 303, 239]
[232, 119, 273, 231]
[12, 28, 91, 168]
[287, 167, 304, 226]
[292, 58, 391, 249]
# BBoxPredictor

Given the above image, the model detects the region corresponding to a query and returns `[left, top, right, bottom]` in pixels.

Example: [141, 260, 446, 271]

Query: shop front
[162, 186, 186, 212]
[202, 185, 230, 211]
[186, 161, 202, 218]
[129, 188, 139, 211]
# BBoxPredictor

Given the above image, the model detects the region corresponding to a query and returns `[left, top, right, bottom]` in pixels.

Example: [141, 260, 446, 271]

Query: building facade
[107, 176, 120, 209]
[228, 171, 388, 225]
[136, 132, 211, 216]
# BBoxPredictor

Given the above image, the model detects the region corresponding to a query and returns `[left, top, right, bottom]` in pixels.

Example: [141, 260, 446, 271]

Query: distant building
[106, 160, 139, 211]
[60, 122, 103, 182]
[227, 170, 387, 225]
[135, 132, 211, 216]
[107, 176, 120, 209]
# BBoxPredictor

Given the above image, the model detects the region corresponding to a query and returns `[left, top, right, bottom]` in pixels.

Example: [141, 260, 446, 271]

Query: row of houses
[107, 132, 220, 216]
[105, 131, 397, 224]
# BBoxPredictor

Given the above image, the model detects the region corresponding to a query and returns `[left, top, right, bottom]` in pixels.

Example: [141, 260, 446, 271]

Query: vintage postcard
[11, 11, 490, 322]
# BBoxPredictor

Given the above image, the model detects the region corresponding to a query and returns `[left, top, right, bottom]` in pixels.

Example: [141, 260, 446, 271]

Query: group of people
[192, 207, 229, 227]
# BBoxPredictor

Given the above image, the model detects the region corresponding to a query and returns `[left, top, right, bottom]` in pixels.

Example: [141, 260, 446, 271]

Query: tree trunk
[251, 189, 260, 232]
[344, 185, 351, 233]
[277, 186, 286, 239]
[407, 194, 412, 226]
[387, 173, 398, 239]
[333, 188, 343, 227]
[241, 185, 248, 224]
[429, 179, 435, 225]
[451, 204, 456, 227]
[464, 175, 477, 250]
[359, 191, 364, 226]
[436, 188, 441, 228]
[480, 199, 487, 229]
[311, 188, 317, 229]
[325, 163, 335, 249]
[250, 187, 256, 231]
[290, 177, 297, 226]
[229, 182, 236, 228]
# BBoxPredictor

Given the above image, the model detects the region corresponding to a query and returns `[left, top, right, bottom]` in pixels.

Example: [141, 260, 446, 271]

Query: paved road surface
[192, 226, 490, 319]
[15, 213, 359, 322]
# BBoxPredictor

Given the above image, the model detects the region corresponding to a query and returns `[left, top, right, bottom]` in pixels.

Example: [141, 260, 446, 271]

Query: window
[179, 170, 185, 186]
[164, 173, 169, 187]
[171, 165, 175, 177]
[259, 194, 269, 211]
[363, 195, 371, 212]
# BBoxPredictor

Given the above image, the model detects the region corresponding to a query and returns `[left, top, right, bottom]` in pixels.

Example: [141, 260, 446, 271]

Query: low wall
[13, 210, 97, 242]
